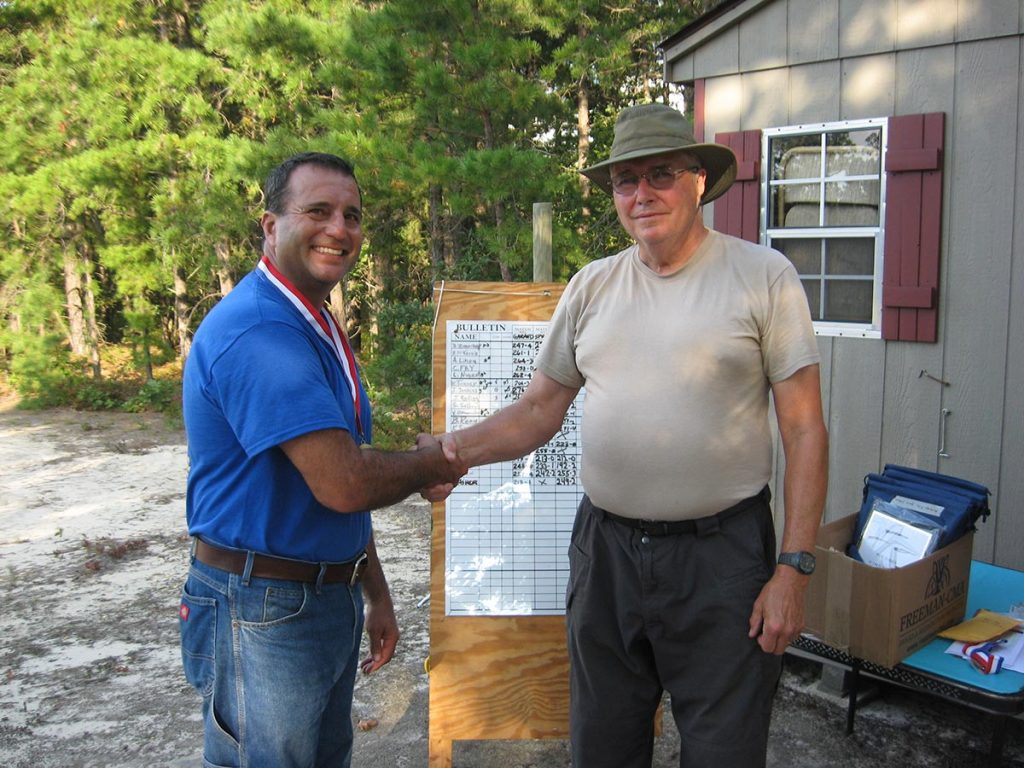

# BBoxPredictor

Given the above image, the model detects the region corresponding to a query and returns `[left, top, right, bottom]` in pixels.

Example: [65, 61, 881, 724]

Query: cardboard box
[803, 513, 972, 668]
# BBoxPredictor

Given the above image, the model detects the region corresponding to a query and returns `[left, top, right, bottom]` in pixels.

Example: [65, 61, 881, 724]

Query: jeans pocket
[260, 585, 306, 624]
[179, 585, 217, 697]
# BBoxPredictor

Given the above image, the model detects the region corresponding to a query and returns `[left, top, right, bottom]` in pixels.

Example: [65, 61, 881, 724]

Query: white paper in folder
[857, 504, 939, 568]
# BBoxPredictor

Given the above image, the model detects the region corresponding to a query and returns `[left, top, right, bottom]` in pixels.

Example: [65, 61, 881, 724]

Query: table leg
[988, 715, 1007, 768]
[846, 663, 860, 736]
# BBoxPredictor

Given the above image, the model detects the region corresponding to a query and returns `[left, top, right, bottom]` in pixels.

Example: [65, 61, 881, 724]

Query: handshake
[415, 432, 466, 502]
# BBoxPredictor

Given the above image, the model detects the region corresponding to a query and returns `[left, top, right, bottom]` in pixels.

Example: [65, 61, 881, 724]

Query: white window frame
[761, 118, 888, 339]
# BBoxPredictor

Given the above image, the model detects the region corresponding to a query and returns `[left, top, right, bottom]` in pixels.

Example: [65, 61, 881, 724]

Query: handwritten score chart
[445, 320, 584, 616]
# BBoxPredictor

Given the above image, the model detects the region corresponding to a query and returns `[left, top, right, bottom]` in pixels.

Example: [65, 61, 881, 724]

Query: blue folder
[850, 464, 990, 561]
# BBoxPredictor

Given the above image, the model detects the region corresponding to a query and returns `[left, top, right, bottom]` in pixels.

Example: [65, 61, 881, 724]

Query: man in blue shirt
[180, 152, 464, 767]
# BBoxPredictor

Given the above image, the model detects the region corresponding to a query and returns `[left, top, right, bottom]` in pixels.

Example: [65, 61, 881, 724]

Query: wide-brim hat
[581, 103, 738, 204]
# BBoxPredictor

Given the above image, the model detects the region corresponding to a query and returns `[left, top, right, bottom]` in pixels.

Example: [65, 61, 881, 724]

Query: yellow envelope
[937, 609, 1022, 643]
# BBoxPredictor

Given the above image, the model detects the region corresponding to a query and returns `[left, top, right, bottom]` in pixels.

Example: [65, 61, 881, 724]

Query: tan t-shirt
[535, 230, 820, 520]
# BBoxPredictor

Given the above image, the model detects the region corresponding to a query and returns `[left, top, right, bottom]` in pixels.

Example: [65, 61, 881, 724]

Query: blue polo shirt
[183, 268, 372, 563]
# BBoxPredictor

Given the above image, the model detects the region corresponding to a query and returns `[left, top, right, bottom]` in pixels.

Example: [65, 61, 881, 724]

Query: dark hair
[263, 152, 360, 214]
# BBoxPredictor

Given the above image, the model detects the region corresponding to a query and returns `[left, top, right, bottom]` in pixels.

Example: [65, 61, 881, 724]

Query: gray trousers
[566, 492, 782, 768]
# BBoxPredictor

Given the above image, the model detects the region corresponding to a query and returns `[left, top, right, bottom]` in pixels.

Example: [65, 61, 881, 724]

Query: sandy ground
[1, 405, 1022, 767]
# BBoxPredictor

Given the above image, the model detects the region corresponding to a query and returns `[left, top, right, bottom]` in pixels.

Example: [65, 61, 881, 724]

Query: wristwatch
[778, 551, 816, 575]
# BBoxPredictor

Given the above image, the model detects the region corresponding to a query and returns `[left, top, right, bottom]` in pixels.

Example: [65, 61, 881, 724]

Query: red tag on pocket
[179, 603, 190, 622]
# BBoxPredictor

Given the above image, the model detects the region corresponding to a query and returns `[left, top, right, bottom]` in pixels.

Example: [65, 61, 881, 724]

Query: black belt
[193, 539, 368, 585]
[597, 486, 770, 537]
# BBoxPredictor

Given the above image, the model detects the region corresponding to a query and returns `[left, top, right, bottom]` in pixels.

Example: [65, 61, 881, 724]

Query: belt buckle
[640, 520, 667, 536]
[350, 552, 369, 586]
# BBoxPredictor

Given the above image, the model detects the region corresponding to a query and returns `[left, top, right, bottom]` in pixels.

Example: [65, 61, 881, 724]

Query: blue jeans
[179, 556, 364, 768]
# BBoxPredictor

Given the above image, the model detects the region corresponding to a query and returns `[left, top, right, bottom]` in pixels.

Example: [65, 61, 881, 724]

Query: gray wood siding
[693, 25, 741, 79]
[875, 43, 950, 522]
[940, 37, 1019, 564]
[896, 0, 956, 48]
[957, 0, 1020, 40]
[789, 0, 839, 65]
[998, 39, 1024, 568]
[739, 1, 788, 71]
[675, 0, 1024, 569]
[839, 0, 897, 58]
[667, 0, 1024, 83]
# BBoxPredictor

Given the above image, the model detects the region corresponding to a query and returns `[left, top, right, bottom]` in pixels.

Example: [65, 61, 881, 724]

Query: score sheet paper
[445, 320, 584, 616]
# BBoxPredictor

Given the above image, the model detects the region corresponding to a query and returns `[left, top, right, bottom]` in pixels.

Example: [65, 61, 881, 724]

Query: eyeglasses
[610, 165, 702, 196]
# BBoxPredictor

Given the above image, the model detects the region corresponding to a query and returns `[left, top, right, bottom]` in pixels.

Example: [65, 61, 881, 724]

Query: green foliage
[0, 0, 707, 418]
[123, 378, 181, 417]
[11, 358, 183, 414]
[67, 379, 124, 411]
[361, 301, 434, 451]
[7, 333, 74, 409]
[1, 277, 72, 407]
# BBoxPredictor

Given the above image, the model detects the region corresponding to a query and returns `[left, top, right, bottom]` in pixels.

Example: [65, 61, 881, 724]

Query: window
[715, 112, 943, 343]
[763, 118, 886, 338]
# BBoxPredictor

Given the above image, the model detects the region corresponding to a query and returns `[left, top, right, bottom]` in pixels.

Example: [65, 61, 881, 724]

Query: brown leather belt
[193, 539, 368, 585]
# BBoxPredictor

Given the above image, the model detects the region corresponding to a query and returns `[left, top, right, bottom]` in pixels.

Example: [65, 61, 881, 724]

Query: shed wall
[666, 0, 1024, 569]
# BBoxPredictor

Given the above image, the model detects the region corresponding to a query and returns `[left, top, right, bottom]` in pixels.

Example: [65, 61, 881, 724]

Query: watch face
[781, 551, 815, 574]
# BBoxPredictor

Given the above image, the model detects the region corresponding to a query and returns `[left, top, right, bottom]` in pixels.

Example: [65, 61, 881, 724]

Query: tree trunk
[360, 249, 385, 354]
[63, 246, 87, 355]
[329, 283, 361, 354]
[63, 223, 101, 379]
[215, 240, 235, 296]
[173, 265, 191, 362]
[445, 218, 459, 270]
[428, 183, 445, 278]
[577, 66, 592, 221]
[81, 250, 101, 380]
[494, 201, 512, 282]
[481, 110, 513, 282]
[141, 330, 154, 381]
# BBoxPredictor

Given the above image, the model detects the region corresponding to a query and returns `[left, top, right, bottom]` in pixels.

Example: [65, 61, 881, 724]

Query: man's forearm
[451, 371, 581, 468]
[772, 365, 829, 554]
[359, 534, 390, 604]
[779, 425, 828, 553]
[452, 401, 556, 467]
[281, 430, 466, 514]
[348, 442, 460, 511]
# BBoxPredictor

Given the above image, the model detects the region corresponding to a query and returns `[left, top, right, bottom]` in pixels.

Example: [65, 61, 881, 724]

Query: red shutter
[713, 129, 761, 243]
[883, 113, 945, 342]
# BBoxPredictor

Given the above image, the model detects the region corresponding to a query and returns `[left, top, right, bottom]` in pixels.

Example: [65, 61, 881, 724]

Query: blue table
[791, 561, 1024, 766]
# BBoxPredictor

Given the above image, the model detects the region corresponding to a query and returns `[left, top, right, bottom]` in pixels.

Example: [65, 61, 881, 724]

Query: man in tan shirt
[428, 104, 828, 768]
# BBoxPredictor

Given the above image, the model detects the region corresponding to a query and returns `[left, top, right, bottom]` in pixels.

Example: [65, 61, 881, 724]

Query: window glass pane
[801, 279, 821, 320]
[776, 239, 822, 275]
[824, 280, 873, 323]
[825, 239, 874, 276]
[773, 186, 827, 228]
[770, 134, 822, 228]
[824, 188, 879, 225]
[780, 195, 822, 227]
[770, 134, 820, 181]
[824, 128, 881, 174]
[823, 128, 881, 226]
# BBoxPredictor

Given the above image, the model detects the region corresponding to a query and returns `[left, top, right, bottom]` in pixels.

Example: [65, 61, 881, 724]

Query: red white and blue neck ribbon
[257, 256, 363, 436]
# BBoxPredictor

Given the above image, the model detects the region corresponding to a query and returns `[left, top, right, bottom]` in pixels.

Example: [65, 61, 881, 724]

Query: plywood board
[428, 281, 569, 767]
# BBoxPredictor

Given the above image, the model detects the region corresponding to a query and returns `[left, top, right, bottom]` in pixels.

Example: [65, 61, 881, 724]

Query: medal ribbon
[257, 256, 363, 437]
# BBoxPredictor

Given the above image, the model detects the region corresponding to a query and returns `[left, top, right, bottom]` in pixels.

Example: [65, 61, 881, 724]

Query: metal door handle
[938, 408, 952, 458]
